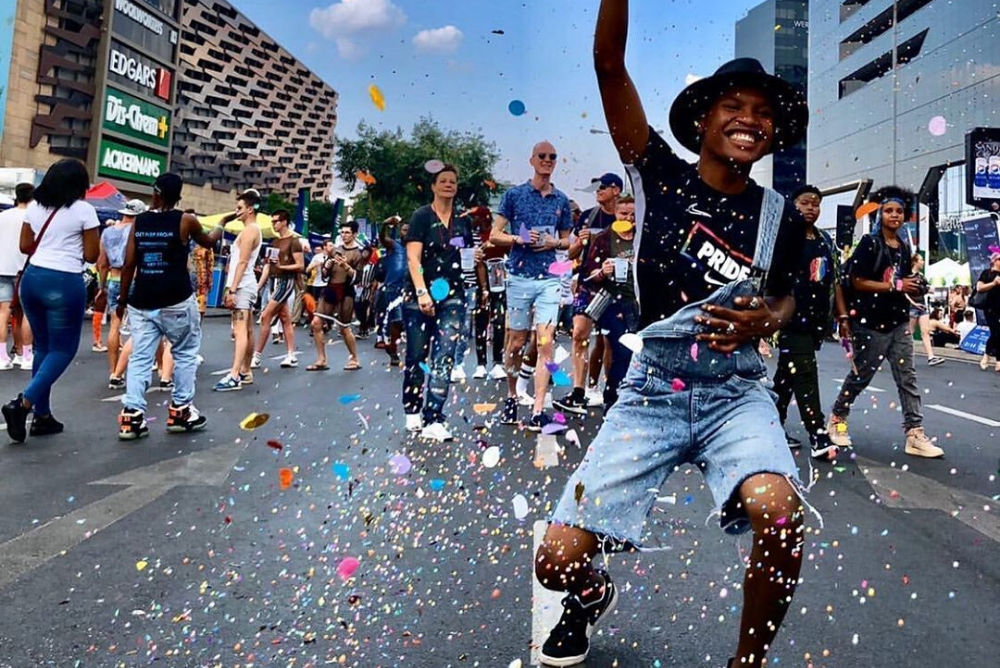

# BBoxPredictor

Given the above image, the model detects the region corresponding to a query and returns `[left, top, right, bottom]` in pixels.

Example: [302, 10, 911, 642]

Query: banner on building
[102, 86, 171, 148]
[965, 127, 1000, 210]
[295, 188, 310, 235]
[97, 138, 168, 185]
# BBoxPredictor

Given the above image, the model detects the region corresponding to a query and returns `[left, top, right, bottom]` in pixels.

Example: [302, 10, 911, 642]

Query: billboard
[98, 138, 168, 186]
[111, 0, 178, 62]
[965, 127, 1000, 210]
[102, 87, 171, 148]
[107, 40, 173, 103]
[0, 1, 16, 145]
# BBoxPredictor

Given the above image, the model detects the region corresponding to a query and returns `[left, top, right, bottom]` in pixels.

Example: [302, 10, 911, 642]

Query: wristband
[837, 314, 849, 321]
[895, 279, 903, 292]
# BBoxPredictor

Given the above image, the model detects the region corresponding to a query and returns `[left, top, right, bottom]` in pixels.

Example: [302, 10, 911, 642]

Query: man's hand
[694, 296, 784, 353]
[115, 301, 127, 321]
[474, 247, 484, 263]
[577, 228, 591, 244]
[899, 276, 923, 295]
[601, 259, 615, 277]
[418, 293, 435, 316]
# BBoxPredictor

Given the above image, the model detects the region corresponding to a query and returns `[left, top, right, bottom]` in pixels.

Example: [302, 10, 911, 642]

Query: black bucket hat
[668, 58, 808, 155]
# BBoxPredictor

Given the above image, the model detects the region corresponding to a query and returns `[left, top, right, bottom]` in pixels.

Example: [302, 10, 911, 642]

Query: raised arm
[183, 213, 224, 249]
[595, 0, 649, 164]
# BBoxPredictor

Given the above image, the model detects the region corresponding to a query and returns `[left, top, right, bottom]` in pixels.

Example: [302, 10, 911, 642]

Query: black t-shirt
[573, 207, 616, 235]
[978, 268, 1000, 311]
[629, 129, 804, 329]
[406, 204, 474, 300]
[787, 233, 836, 337]
[847, 234, 911, 332]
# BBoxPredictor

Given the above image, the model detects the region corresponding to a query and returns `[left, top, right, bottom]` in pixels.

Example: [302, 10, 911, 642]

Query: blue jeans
[124, 296, 201, 413]
[402, 297, 465, 424]
[19, 265, 86, 415]
[550, 279, 804, 546]
[595, 296, 641, 410]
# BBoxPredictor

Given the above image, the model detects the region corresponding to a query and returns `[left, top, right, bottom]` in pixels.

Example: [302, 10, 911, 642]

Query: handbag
[10, 208, 59, 313]
[968, 289, 988, 309]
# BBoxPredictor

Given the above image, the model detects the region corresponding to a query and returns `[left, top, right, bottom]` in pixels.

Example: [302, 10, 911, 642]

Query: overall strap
[749, 187, 785, 289]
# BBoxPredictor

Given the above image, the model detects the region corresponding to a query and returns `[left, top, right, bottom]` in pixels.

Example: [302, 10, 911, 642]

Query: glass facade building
[808, 0, 1000, 260]
[735, 0, 809, 196]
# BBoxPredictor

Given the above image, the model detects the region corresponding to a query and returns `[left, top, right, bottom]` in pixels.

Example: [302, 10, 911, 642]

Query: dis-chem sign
[103, 87, 171, 148]
[98, 138, 168, 186]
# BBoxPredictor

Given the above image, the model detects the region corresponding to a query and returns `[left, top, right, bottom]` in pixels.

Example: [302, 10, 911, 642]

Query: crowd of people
[2, 1, 1000, 665]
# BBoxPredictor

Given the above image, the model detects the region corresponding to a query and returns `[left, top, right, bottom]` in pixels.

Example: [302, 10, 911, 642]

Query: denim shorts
[0, 275, 14, 303]
[507, 274, 560, 330]
[550, 338, 804, 547]
[106, 279, 122, 311]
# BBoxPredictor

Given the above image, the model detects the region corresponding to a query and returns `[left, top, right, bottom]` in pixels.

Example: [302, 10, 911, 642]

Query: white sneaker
[472, 365, 488, 379]
[250, 352, 263, 369]
[451, 366, 467, 382]
[488, 363, 507, 380]
[584, 388, 603, 407]
[517, 390, 534, 407]
[280, 354, 298, 368]
[18, 354, 33, 370]
[0, 358, 12, 371]
[420, 422, 454, 442]
[826, 416, 852, 447]
[405, 414, 423, 433]
[11, 354, 23, 368]
[196, 353, 204, 366]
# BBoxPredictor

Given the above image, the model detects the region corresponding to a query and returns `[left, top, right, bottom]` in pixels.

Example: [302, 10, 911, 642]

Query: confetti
[355, 170, 376, 186]
[239, 412, 269, 430]
[548, 260, 574, 276]
[449, 236, 467, 248]
[512, 494, 529, 519]
[429, 278, 451, 301]
[671, 378, 686, 392]
[266, 439, 283, 451]
[278, 467, 294, 490]
[611, 219, 634, 234]
[482, 446, 501, 468]
[424, 159, 445, 173]
[541, 423, 567, 435]
[135, 560, 148, 572]
[620, 333, 643, 354]
[574, 482, 585, 504]
[551, 370, 571, 386]
[338, 394, 361, 405]
[928, 115, 947, 136]
[473, 403, 497, 414]
[508, 99, 526, 116]
[855, 201, 880, 219]
[690, 342, 699, 362]
[389, 454, 412, 476]
[429, 479, 446, 491]
[332, 462, 350, 480]
[368, 84, 386, 111]
[518, 223, 532, 243]
[336, 557, 360, 581]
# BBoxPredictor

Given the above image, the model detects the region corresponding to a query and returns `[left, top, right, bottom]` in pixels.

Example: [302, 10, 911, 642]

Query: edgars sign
[98, 138, 168, 186]
[103, 87, 171, 148]
[108, 41, 172, 102]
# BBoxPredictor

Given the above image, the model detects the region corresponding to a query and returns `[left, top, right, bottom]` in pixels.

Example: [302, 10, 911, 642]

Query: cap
[153, 172, 183, 203]
[990, 251, 1000, 262]
[117, 198, 148, 217]
[591, 173, 624, 190]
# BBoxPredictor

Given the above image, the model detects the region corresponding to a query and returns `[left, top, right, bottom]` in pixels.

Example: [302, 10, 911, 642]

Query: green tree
[262, 192, 294, 216]
[308, 200, 335, 235]
[336, 117, 504, 222]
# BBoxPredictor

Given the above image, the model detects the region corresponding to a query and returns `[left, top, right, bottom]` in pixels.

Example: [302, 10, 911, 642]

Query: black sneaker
[159, 378, 175, 390]
[528, 412, 553, 433]
[785, 430, 802, 448]
[540, 570, 618, 667]
[810, 431, 839, 461]
[166, 402, 207, 433]
[118, 409, 149, 441]
[29, 414, 64, 437]
[108, 376, 125, 390]
[552, 392, 588, 416]
[2, 394, 30, 443]
[499, 397, 518, 425]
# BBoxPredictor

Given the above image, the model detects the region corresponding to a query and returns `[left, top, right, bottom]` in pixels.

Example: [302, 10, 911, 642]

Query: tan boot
[826, 415, 852, 447]
[905, 427, 944, 458]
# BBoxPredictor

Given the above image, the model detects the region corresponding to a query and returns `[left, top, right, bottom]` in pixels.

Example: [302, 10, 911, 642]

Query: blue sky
[233, 0, 766, 202]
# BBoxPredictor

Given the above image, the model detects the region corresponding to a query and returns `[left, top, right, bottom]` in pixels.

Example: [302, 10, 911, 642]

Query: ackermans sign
[98, 138, 168, 186]
[103, 87, 170, 148]
[108, 41, 172, 101]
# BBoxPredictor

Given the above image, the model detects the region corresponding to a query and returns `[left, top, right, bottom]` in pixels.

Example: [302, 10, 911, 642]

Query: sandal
[344, 359, 362, 371]
[306, 363, 329, 371]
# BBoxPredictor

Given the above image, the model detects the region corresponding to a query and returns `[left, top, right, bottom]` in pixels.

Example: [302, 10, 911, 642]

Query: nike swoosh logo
[686, 204, 712, 218]
[704, 272, 727, 287]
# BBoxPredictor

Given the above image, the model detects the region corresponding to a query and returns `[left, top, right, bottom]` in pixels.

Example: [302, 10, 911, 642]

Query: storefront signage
[108, 42, 172, 102]
[965, 127, 1000, 209]
[103, 87, 171, 148]
[98, 138, 168, 185]
[115, 0, 164, 36]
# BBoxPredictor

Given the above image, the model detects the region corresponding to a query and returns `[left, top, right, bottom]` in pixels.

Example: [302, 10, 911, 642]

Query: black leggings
[986, 309, 1000, 357]
[474, 290, 506, 366]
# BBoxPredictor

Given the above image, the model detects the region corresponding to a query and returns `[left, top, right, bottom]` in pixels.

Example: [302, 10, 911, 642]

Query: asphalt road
[0, 319, 997, 667]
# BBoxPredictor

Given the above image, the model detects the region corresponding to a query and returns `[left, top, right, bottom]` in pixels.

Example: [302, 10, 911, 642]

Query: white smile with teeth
[729, 132, 758, 145]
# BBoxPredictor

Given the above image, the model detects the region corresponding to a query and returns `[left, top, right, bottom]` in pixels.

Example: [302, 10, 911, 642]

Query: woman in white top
[1, 159, 100, 443]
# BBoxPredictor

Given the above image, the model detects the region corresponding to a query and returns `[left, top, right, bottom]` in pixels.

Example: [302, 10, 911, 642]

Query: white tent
[927, 258, 971, 286]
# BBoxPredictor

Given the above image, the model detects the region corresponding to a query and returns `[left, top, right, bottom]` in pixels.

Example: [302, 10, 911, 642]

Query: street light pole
[891, 0, 899, 185]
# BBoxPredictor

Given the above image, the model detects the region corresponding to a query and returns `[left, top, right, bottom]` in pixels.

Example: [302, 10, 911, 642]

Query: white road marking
[0, 441, 244, 589]
[531, 520, 562, 666]
[858, 456, 999, 543]
[926, 404, 1000, 428]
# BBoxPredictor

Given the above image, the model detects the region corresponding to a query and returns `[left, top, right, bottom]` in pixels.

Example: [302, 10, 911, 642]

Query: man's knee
[740, 474, 805, 542]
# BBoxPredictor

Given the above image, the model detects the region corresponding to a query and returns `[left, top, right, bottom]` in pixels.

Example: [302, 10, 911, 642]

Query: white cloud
[413, 25, 464, 55]
[309, 0, 406, 59]
[684, 73, 703, 86]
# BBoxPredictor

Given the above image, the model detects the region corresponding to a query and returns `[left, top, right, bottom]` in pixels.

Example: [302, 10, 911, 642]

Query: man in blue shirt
[490, 141, 573, 431]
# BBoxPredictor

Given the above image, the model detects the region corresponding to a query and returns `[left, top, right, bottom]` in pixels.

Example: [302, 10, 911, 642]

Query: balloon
[508, 99, 526, 116]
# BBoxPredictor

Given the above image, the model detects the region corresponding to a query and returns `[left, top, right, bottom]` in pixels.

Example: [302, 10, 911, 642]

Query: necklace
[431, 202, 452, 226]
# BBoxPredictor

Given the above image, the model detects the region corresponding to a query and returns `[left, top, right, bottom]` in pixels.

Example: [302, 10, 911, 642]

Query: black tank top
[129, 209, 193, 310]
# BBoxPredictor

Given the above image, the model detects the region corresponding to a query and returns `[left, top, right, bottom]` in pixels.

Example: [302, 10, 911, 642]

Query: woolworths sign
[102, 87, 170, 148]
[98, 138, 167, 186]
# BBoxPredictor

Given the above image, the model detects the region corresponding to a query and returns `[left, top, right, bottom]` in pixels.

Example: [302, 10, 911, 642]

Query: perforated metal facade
[172, 0, 339, 198]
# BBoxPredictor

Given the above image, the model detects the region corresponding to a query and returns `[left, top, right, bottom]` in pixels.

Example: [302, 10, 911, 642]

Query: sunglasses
[536, 153, 557, 161]
[596, 184, 615, 191]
